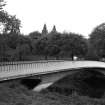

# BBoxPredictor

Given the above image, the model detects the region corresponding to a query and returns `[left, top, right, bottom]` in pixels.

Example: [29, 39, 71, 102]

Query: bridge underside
[20, 67, 105, 91]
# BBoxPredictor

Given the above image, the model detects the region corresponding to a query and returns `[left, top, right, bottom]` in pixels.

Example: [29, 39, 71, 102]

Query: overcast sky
[4, 0, 105, 37]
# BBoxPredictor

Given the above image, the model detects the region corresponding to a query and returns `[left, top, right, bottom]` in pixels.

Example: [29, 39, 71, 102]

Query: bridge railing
[0, 60, 105, 80]
[0, 60, 66, 65]
[0, 60, 67, 73]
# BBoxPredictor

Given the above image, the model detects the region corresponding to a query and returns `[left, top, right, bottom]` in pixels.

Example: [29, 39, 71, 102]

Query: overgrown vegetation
[1, 71, 105, 105]
[48, 69, 105, 98]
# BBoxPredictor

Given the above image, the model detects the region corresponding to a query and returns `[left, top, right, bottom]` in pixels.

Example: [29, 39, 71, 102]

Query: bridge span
[0, 60, 105, 91]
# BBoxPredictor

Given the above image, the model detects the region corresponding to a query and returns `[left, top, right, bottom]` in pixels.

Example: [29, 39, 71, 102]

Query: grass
[48, 70, 105, 98]
[0, 70, 105, 105]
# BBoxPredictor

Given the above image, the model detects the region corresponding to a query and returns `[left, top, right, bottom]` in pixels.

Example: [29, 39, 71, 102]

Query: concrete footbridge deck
[0, 60, 105, 81]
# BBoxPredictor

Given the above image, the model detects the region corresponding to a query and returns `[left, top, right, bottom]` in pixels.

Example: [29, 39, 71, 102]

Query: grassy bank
[0, 70, 105, 105]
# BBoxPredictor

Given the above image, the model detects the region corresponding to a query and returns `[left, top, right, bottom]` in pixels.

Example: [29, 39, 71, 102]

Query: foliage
[60, 33, 88, 60]
[1, 73, 105, 105]
[0, 31, 87, 61]
[0, 11, 21, 34]
[35, 37, 49, 59]
[29, 31, 41, 40]
[4, 33, 19, 49]
[89, 23, 105, 60]
[16, 44, 31, 60]
[0, 0, 21, 34]
[0, 35, 7, 60]
[0, 0, 6, 10]
[0, 1, 88, 61]
[33, 32, 88, 60]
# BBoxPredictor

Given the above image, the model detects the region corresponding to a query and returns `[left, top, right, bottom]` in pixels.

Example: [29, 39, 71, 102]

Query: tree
[16, 44, 31, 61]
[0, 0, 6, 10]
[0, 0, 21, 34]
[0, 11, 21, 34]
[44, 44, 60, 59]
[0, 34, 7, 61]
[89, 23, 105, 60]
[47, 33, 62, 59]
[14, 35, 31, 60]
[60, 33, 88, 60]
[4, 33, 19, 49]
[35, 37, 49, 59]
[29, 31, 41, 40]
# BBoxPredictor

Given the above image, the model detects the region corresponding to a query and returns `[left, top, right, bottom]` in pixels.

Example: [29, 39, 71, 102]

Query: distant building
[42, 24, 48, 36]
[51, 25, 57, 34]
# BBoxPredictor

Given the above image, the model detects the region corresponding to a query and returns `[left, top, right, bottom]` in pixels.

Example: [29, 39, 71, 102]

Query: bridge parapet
[0, 60, 68, 76]
[0, 60, 66, 66]
[0, 60, 105, 81]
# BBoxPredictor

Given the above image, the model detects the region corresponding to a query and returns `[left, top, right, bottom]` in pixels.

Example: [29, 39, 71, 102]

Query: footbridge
[0, 60, 105, 91]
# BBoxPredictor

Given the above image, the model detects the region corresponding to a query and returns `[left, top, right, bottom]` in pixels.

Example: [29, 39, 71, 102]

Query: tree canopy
[0, 0, 6, 10]
[0, 0, 21, 34]
[0, 11, 21, 34]
[89, 23, 105, 60]
[1, 0, 104, 61]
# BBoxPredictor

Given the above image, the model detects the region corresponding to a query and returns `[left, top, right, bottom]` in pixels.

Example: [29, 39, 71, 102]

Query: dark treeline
[0, 26, 88, 61]
[0, 0, 105, 61]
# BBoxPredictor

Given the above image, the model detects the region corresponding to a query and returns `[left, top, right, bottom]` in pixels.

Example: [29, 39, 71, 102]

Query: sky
[4, 0, 105, 37]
